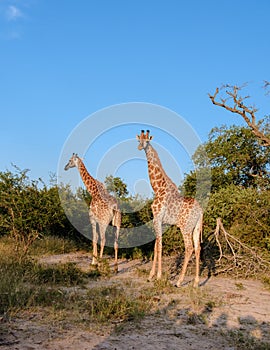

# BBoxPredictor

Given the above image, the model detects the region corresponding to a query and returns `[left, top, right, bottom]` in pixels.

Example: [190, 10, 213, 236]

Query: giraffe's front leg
[192, 216, 202, 288]
[149, 218, 163, 281]
[99, 224, 107, 259]
[113, 225, 120, 273]
[112, 209, 121, 273]
[156, 235, 162, 280]
[148, 238, 157, 281]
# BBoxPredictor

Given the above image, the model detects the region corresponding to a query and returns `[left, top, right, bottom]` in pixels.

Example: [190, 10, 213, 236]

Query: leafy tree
[76, 187, 91, 206]
[105, 175, 129, 199]
[181, 124, 270, 258]
[183, 125, 270, 194]
[117, 195, 154, 249]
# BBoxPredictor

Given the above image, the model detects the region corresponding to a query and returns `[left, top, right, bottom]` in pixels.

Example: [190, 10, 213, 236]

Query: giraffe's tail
[112, 208, 121, 228]
[193, 212, 203, 247]
[199, 213, 203, 243]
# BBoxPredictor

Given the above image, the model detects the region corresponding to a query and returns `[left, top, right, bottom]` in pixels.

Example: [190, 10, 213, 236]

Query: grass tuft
[32, 262, 89, 286]
[83, 285, 147, 323]
[30, 236, 81, 255]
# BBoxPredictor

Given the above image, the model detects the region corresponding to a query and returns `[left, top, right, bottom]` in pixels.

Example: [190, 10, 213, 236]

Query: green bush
[204, 185, 270, 251]
[0, 168, 65, 251]
[0, 167, 90, 252]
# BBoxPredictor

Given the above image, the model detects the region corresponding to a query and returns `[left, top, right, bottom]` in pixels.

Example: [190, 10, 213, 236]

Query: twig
[218, 219, 237, 265]
[209, 85, 270, 147]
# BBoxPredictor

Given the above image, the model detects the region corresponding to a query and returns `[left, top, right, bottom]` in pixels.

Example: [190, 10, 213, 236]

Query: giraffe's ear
[149, 136, 153, 140]
[136, 135, 140, 140]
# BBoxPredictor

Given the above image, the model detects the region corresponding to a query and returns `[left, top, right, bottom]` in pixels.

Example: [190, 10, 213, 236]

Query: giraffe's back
[160, 192, 202, 232]
[176, 197, 202, 233]
[90, 192, 119, 226]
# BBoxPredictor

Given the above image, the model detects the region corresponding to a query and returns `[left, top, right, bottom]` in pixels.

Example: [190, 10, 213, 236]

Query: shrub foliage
[0, 125, 269, 262]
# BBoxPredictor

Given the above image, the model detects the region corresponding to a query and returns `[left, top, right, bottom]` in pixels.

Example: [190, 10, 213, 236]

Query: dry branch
[209, 85, 270, 147]
[210, 218, 270, 278]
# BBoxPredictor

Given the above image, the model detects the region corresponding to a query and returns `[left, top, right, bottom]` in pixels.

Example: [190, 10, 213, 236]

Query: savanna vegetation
[0, 84, 270, 336]
[1, 125, 269, 256]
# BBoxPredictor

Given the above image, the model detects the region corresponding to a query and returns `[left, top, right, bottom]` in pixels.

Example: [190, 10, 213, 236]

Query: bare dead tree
[209, 84, 270, 147]
[203, 218, 270, 278]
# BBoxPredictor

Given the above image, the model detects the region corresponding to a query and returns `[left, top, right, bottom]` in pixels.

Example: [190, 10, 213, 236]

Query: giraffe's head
[136, 129, 153, 150]
[64, 153, 80, 170]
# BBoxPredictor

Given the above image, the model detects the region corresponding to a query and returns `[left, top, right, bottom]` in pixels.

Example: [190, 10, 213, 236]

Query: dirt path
[1, 253, 270, 350]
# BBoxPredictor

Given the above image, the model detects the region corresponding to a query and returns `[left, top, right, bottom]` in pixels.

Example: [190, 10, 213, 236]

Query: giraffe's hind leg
[148, 238, 158, 280]
[176, 232, 193, 287]
[90, 216, 98, 265]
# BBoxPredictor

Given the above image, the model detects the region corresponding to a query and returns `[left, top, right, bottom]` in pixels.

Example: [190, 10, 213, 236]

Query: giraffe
[136, 130, 203, 287]
[64, 153, 121, 272]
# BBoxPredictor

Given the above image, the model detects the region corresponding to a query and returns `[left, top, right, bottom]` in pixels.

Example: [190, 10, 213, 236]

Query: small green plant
[132, 247, 144, 260]
[235, 282, 245, 290]
[136, 267, 149, 278]
[186, 310, 206, 325]
[181, 285, 222, 317]
[204, 300, 216, 312]
[96, 258, 112, 277]
[153, 275, 175, 293]
[262, 275, 270, 290]
[223, 329, 270, 350]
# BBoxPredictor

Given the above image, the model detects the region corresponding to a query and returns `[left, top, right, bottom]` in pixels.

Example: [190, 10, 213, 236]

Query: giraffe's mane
[148, 144, 179, 191]
[77, 158, 114, 200]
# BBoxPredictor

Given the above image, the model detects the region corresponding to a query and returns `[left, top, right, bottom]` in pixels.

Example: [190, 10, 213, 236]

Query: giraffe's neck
[77, 159, 99, 197]
[145, 144, 178, 194]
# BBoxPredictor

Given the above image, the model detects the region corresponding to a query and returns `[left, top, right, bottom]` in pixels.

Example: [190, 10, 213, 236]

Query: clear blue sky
[1, 0, 269, 195]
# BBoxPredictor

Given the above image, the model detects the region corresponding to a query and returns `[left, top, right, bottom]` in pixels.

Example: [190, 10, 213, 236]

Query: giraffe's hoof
[193, 278, 200, 288]
[175, 280, 183, 288]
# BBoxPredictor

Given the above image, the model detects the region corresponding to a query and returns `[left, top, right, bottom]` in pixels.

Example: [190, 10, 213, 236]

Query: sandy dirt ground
[1, 252, 270, 350]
